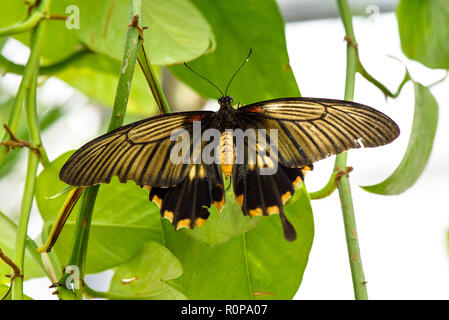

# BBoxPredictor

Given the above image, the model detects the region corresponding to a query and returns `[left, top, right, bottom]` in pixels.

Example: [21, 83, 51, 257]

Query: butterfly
[59, 93, 399, 241]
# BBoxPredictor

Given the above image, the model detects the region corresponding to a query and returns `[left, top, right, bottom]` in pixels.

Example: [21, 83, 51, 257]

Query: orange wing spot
[246, 106, 264, 113]
[236, 194, 244, 206]
[176, 219, 191, 230]
[152, 195, 163, 208]
[281, 191, 292, 203]
[195, 218, 206, 227]
[249, 208, 263, 217]
[302, 166, 312, 174]
[142, 186, 152, 193]
[214, 193, 225, 212]
[293, 176, 302, 188]
[163, 210, 174, 222]
[188, 114, 207, 123]
[267, 206, 279, 215]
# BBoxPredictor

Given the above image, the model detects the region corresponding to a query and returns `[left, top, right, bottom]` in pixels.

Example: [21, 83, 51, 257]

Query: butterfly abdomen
[220, 130, 235, 177]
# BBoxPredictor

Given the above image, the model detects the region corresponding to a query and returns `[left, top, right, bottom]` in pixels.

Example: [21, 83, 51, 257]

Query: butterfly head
[218, 95, 233, 108]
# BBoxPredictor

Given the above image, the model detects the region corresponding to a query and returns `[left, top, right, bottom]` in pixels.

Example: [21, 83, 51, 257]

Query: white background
[1, 12, 448, 299]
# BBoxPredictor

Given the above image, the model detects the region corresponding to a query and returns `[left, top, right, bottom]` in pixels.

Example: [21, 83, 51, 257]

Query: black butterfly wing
[149, 162, 224, 230]
[236, 97, 400, 168]
[232, 97, 399, 240]
[233, 161, 311, 241]
[59, 111, 213, 187]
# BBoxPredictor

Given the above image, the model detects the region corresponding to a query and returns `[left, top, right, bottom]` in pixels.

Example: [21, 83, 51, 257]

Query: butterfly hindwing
[233, 161, 311, 241]
[237, 97, 400, 167]
[59, 111, 213, 187]
[148, 163, 224, 230]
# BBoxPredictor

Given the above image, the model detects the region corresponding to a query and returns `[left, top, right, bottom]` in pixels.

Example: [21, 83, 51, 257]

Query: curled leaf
[362, 82, 438, 195]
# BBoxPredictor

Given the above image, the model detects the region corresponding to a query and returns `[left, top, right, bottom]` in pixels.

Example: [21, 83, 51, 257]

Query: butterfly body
[60, 96, 399, 241]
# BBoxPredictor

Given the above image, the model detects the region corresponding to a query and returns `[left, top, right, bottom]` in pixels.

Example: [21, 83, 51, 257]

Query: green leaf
[0, 0, 212, 115]
[73, 0, 214, 65]
[169, 0, 300, 104]
[108, 241, 186, 299]
[55, 53, 160, 115]
[35, 152, 165, 273]
[0, 1, 84, 63]
[0, 211, 45, 284]
[163, 183, 314, 300]
[362, 82, 438, 194]
[1, 0, 214, 66]
[0, 99, 64, 178]
[397, 0, 449, 69]
[184, 183, 264, 246]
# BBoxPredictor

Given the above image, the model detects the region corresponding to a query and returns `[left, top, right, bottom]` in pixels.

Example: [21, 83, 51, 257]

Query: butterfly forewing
[59, 94, 400, 242]
[237, 97, 400, 168]
[59, 111, 213, 187]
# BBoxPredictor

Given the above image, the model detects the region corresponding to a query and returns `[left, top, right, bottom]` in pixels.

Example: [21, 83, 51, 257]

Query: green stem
[0, 210, 48, 279]
[336, 0, 368, 300]
[309, 170, 339, 200]
[0, 0, 51, 37]
[0, 1, 52, 168]
[11, 57, 41, 300]
[0, 49, 91, 76]
[357, 58, 410, 98]
[137, 45, 170, 114]
[56, 0, 143, 300]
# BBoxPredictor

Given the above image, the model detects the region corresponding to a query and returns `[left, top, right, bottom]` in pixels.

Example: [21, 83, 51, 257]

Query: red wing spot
[188, 114, 207, 123]
[246, 106, 264, 113]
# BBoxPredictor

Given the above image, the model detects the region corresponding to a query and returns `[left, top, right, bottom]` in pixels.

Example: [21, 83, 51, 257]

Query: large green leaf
[55, 53, 160, 115]
[35, 152, 165, 273]
[184, 183, 264, 246]
[0, 0, 213, 115]
[108, 241, 186, 299]
[72, 0, 214, 65]
[0, 211, 45, 284]
[397, 0, 449, 69]
[169, 0, 300, 104]
[163, 183, 314, 300]
[1, 0, 214, 66]
[362, 82, 438, 194]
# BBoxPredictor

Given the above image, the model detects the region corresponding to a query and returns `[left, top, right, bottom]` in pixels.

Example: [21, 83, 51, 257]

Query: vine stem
[0, 0, 51, 37]
[11, 29, 45, 299]
[0, 48, 91, 76]
[55, 0, 143, 300]
[137, 44, 171, 114]
[336, 0, 368, 300]
[0, 211, 49, 279]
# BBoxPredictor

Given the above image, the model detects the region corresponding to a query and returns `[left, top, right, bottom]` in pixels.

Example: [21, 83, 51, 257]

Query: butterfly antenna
[183, 63, 224, 96]
[224, 48, 252, 96]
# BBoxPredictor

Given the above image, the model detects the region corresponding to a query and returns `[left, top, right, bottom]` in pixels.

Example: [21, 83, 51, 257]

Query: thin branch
[0, 0, 51, 37]
[357, 56, 411, 99]
[0, 48, 91, 76]
[137, 44, 171, 115]
[0, 210, 49, 279]
[55, 0, 144, 300]
[0, 248, 22, 300]
[12, 64, 41, 300]
[336, 0, 368, 300]
[0, 0, 53, 168]
[0, 124, 41, 158]
[309, 166, 353, 200]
